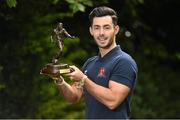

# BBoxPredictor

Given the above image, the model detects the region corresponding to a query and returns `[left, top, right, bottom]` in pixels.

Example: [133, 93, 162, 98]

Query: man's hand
[67, 66, 85, 82]
[53, 75, 65, 85]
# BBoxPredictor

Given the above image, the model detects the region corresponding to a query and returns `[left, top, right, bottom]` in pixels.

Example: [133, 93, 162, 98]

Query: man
[53, 6, 138, 119]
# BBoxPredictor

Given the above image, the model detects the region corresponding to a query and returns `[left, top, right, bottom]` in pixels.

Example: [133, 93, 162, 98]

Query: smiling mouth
[98, 36, 107, 41]
[98, 38, 106, 42]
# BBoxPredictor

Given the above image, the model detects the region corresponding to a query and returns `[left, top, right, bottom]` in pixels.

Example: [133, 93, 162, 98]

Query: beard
[95, 36, 114, 49]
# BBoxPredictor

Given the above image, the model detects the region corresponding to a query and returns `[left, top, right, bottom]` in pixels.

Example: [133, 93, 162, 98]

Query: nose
[99, 28, 104, 35]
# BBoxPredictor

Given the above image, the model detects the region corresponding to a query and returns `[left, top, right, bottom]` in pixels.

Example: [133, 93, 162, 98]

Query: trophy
[40, 22, 75, 78]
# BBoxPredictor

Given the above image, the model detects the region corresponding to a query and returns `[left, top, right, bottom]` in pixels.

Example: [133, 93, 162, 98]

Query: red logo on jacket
[98, 67, 106, 77]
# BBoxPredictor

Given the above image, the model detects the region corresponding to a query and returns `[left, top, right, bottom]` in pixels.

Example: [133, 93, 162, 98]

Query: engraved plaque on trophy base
[40, 63, 74, 78]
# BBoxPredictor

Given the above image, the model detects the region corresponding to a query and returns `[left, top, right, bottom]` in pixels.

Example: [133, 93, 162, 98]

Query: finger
[70, 67, 75, 73]
[69, 65, 76, 70]
[59, 76, 64, 80]
[70, 76, 73, 80]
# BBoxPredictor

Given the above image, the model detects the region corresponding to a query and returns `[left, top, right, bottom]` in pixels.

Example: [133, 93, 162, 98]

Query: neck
[99, 43, 117, 57]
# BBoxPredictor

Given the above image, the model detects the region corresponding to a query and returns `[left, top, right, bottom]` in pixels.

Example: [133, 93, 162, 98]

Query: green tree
[0, 0, 108, 118]
[0, 0, 180, 118]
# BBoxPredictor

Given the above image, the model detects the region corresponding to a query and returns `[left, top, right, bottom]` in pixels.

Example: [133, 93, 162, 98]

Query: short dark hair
[89, 6, 118, 26]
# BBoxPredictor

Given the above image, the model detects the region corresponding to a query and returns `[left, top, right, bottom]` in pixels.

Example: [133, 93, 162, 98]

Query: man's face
[90, 16, 119, 49]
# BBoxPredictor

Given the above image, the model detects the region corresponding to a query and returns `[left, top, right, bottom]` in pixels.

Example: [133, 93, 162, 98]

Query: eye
[104, 26, 111, 30]
[93, 26, 100, 30]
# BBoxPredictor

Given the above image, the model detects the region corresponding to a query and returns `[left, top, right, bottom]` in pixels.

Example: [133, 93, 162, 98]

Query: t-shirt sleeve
[81, 56, 97, 72]
[110, 58, 137, 89]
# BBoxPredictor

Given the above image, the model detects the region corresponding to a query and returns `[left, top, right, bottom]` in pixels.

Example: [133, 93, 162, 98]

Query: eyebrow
[93, 24, 111, 27]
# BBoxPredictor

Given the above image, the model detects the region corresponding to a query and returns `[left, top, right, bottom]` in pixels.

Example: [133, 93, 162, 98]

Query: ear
[89, 27, 93, 36]
[115, 25, 120, 35]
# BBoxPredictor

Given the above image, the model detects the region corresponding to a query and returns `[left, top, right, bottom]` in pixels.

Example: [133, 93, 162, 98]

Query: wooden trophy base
[40, 63, 74, 78]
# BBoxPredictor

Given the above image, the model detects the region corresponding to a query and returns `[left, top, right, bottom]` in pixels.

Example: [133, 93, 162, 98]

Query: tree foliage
[0, 0, 180, 119]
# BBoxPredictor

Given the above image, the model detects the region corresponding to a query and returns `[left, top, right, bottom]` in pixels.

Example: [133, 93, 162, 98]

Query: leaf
[6, 0, 17, 8]
[52, 0, 59, 4]
[81, 0, 93, 6]
[77, 3, 85, 12]
[66, 0, 76, 4]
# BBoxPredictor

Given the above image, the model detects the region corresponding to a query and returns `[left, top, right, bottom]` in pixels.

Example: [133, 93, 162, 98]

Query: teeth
[98, 36, 107, 41]
[98, 38, 105, 40]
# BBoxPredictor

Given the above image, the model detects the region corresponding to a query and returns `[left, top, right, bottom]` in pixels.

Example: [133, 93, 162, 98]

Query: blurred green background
[0, 0, 180, 119]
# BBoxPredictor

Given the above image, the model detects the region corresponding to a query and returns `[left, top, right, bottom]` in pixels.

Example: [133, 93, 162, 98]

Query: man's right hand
[53, 76, 65, 86]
